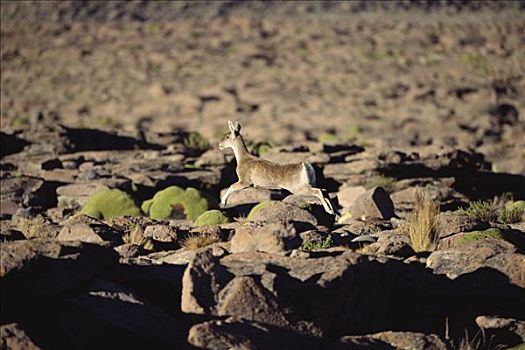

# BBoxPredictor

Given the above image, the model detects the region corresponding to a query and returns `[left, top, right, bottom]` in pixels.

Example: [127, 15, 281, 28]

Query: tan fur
[219, 121, 337, 215]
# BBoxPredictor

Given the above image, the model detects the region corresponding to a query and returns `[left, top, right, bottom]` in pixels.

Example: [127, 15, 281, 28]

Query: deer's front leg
[221, 181, 250, 206]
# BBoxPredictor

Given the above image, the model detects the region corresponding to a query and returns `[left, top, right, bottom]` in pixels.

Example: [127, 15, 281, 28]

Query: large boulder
[230, 221, 302, 255]
[348, 186, 395, 220]
[248, 201, 318, 226]
[426, 239, 525, 288]
[57, 215, 123, 244]
[1, 239, 117, 319]
[339, 331, 447, 350]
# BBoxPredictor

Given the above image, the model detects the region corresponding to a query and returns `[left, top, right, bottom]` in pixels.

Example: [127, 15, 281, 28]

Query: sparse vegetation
[301, 235, 333, 251]
[181, 232, 221, 250]
[498, 204, 524, 224]
[318, 133, 340, 143]
[80, 189, 142, 220]
[456, 201, 497, 222]
[194, 210, 230, 226]
[457, 198, 524, 224]
[364, 175, 397, 193]
[122, 225, 154, 250]
[400, 190, 440, 252]
[457, 228, 504, 245]
[184, 131, 210, 151]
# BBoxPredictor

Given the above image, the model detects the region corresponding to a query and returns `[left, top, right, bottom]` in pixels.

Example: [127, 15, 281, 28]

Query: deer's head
[218, 120, 242, 151]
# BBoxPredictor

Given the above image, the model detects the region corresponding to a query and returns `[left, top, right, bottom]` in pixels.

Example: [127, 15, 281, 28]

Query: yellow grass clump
[400, 190, 440, 252]
[181, 233, 220, 250]
[122, 225, 154, 251]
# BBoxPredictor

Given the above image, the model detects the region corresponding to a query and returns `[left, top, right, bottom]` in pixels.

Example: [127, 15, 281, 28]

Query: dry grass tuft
[181, 232, 220, 250]
[400, 190, 440, 252]
[122, 225, 154, 250]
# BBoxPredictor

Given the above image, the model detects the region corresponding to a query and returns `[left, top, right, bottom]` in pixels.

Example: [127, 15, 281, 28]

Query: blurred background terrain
[1, 0, 524, 173]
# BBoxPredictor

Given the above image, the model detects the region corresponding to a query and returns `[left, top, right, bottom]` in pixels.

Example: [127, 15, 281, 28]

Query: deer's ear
[228, 120, 235, 133]
[234, 121, 241, 133]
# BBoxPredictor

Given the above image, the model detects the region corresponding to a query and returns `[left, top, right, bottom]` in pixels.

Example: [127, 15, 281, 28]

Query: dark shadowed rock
[230, 221, 302, 255]
[339, 331, 447, 350]
[476, 315, 525, 342]
[1, 323, 40, 350]
[249, 201, 317, 226]
[181, 248, 233, 314]
[217, 276, 291, 327]
[349, 186, 395, 220]
[188, 317, 322, 350]
[1, 239, 117, 320]
[0, 176, 56, 215]
[427, 239, 525, 287]
[114, 243, 145, 258]
[24, 279, 185, 349]
[0, 229, 26, 242]
[361, 230, 415, 258]
[0, 132, 30, 157]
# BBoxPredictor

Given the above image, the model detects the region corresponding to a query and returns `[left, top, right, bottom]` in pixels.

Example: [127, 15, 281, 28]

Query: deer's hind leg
[292, 186, 337, 215]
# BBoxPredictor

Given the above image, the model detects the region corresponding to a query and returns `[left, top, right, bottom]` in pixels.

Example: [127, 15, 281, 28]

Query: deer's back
[238, 157, 305, 190]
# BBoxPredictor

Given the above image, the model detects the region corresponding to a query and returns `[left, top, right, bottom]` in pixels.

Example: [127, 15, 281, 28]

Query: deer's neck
[233, 137, 250, 163]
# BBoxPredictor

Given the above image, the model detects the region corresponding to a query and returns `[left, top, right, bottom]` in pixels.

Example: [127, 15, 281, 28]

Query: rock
[219, 187, 278, 206]
[195, 148, 227, 167]
[0, 176, 56, 214]
[339, 331, 447, 350]
[188, 317, 321, 350]
[336, 185, 367, 211]
[181, 248, 233, 314]
[435, 211, 489, 239]
[56, 182, 109, 209]
[143, 224, 178, 242]
[57, 217, 123, 244]
[476, 315, 525, 342]
[337, 218, 392, 235]
[217, 276, 291, 328]
[114, 243, 145, 258]
[349, 186, 395, 220]
[361, 231, 415, 258]
[181, 249, 396, 334]
[0, 229, 26, 242]
[1, 239, 117, 316]
[230, 221, 302, 255]
[248, 201, 318, 226]
[12, 215, 60, 239]
[1, 323, 40, 350]
[426, 239, 525, 287]
[42, 279, 185, 349]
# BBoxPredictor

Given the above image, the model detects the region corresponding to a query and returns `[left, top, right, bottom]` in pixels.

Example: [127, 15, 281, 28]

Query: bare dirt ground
[2, 1, 524, 173]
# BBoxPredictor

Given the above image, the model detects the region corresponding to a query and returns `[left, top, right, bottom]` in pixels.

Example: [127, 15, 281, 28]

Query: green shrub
[80, 189, 142, 220]
[183, 131, 210, 151]
[194, 210, 230, 226]
[302, 235, 334, 251]
[142, 186, 211, 220]
[457, 228, 504, 245]
[456, 201, 497, 222]
[252, 141, 272, 156]
[318, 133, 340, 143]
[498, 202, 525, 224]
[364, 175, 397, 193]
[247, 200, 275, 220]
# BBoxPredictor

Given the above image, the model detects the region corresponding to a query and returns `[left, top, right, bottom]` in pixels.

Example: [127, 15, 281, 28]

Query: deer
[218, 120, 339, 216]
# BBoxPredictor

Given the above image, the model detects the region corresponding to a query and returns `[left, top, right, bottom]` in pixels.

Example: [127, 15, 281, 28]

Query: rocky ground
[1, 1, 525, 350]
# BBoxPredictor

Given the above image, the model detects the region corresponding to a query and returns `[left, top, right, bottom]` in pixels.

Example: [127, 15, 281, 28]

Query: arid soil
[1, 2, 525, 350]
